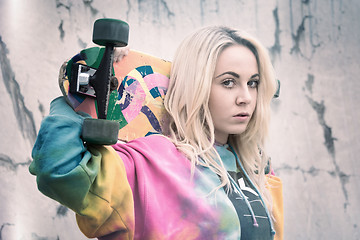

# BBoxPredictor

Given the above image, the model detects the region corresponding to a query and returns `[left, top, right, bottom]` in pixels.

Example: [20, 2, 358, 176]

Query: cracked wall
[0, 0, 359, 239]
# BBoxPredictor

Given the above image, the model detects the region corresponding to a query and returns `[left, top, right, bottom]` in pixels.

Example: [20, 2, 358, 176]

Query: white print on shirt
[232, 182, 243, 198]
[238, 178, 259, 197]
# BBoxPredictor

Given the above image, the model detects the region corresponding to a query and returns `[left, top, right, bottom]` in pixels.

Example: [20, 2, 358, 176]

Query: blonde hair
[163, 26, 277, 209]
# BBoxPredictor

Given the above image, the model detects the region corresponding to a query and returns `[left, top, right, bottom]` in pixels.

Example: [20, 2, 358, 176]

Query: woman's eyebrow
[215, 72, 260, 79]
[250, 73, 260, 79]
[215, 71, 240, 79]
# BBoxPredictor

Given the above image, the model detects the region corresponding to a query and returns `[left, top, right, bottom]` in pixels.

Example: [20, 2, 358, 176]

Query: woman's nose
[235, 87, 251, 105]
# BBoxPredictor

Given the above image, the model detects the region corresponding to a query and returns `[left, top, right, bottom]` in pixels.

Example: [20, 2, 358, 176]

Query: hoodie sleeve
[29, 97, 134, 239]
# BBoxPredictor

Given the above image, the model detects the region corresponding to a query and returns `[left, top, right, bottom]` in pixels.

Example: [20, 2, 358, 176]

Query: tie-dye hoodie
[30, 97, 282, 239]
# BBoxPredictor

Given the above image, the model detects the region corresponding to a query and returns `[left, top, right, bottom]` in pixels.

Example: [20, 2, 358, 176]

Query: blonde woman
[30, 26, 283, 240]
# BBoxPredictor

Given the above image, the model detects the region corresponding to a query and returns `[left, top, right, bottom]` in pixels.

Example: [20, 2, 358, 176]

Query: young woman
[30, 26, 283, 240]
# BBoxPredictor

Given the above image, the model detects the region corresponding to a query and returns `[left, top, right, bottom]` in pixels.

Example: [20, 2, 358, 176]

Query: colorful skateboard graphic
[59, 48, 171, 143]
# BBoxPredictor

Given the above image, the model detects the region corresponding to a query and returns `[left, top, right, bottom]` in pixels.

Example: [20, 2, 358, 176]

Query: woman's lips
[233, 112, 250, 121]
[234, 112, 249, 117]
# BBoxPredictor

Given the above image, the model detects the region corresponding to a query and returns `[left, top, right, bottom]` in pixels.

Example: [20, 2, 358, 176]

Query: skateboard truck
[70, 18, 129, 145]
[86, 18, 129, 119]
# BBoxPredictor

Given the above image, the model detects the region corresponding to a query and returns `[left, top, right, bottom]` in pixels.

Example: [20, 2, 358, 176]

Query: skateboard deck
[59, 47, 171, 142]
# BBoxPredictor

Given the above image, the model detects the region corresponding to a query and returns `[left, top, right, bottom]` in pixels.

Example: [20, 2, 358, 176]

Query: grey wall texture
[0, 0, 359, 239]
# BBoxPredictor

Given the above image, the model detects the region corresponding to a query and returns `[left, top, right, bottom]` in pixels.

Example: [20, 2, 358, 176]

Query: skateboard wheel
[82, 118, 119, 145]
[93, 18, 129, 47]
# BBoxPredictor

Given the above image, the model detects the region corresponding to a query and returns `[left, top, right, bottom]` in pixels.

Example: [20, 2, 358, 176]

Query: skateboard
[59, 18, 171, 144]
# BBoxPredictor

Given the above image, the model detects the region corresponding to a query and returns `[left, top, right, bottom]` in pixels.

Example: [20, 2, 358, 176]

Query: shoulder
[112, 134, 191, 171]
[113, 134, 180, 157]
[129, 134, 174, 148]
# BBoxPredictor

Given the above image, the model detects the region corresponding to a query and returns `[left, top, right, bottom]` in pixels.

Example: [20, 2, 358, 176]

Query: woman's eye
[248, 79, 259, 88]
[222, 79, 235, 88]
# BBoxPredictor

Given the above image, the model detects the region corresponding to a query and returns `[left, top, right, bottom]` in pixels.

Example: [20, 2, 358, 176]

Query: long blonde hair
[163, 26, 277, 208]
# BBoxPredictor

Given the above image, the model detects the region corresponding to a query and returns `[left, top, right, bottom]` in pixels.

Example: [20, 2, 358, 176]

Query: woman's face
[209, 44, 259, 145]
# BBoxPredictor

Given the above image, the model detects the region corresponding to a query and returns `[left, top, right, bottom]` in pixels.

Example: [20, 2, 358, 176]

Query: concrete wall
[0, 0, 359, 239]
